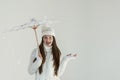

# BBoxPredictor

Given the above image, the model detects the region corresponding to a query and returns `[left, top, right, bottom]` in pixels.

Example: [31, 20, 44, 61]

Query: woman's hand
[66, 53, 77, 57]
[65, 53, 78, 61]
[32, 25, 38, 30]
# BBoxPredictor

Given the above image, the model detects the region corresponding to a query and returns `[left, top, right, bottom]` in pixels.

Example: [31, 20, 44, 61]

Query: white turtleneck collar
[43, 44, 52, 50]
[43, 44, 52, 54]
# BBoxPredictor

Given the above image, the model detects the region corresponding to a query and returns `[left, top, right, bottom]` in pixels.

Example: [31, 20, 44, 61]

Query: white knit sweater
[28, 45, 75, 80]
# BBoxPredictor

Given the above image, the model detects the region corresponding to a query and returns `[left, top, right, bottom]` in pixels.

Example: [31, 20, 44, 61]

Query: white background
[0, 0, 120, 80]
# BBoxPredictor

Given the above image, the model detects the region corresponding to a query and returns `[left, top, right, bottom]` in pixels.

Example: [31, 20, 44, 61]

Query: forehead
[43, 35, 53, 38]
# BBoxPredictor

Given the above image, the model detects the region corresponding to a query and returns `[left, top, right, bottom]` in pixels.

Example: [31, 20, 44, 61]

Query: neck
[43, 44, 52, 50]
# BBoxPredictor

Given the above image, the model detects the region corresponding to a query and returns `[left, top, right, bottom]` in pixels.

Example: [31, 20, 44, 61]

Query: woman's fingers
[73, 54, 77, 57]
[32, 25, 38, 30]
[67, 53, 72, 56]
[67, 53, 77, 57]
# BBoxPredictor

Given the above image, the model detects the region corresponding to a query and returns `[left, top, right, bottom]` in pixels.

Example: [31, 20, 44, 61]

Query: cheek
[43, 39, 47, 43]
[50, 38, 53, 42]
[51, 39, 53, 43]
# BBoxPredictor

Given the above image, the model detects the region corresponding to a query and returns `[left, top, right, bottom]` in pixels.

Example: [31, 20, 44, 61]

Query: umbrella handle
[34, 29, 42, 59]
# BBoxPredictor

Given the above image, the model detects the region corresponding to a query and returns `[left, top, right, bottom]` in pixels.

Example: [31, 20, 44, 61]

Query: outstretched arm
[28, 48, 42, 75]
[58, 53, 77, 77]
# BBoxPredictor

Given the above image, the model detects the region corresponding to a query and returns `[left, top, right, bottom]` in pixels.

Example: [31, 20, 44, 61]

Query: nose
[46, 38, 51, 42]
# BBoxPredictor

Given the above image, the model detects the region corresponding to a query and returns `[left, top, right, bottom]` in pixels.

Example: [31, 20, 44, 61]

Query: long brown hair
[39, 36, 61, 76]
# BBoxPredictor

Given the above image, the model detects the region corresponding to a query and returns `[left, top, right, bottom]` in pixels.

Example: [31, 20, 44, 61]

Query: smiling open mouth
[46, 42, 51, 44]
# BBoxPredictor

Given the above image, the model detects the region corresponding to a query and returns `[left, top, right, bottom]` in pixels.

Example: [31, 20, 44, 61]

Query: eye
[49, 36, 53, 39]
[44, 36, 47, 39]
[49, 37, 51, 39]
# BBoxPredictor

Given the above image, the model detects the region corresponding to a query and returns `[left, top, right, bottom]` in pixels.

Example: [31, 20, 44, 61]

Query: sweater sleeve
[28, 48, 42, 75]
[58, 55, 76, 77]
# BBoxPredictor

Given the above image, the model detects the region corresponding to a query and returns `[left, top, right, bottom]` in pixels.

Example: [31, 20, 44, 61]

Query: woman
[28, 25, 77, 80]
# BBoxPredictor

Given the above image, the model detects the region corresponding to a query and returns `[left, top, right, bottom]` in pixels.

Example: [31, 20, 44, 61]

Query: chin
[46, 44, 52, 47]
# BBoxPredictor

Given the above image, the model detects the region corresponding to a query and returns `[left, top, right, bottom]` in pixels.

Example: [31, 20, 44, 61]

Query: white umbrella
[1, 17, 59, 58]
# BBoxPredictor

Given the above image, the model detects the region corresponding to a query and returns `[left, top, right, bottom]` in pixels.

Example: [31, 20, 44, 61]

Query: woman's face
[43, 35, 53, 47]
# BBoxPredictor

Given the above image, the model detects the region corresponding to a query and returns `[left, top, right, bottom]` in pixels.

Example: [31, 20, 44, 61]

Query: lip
[46, 42, 51, 44]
